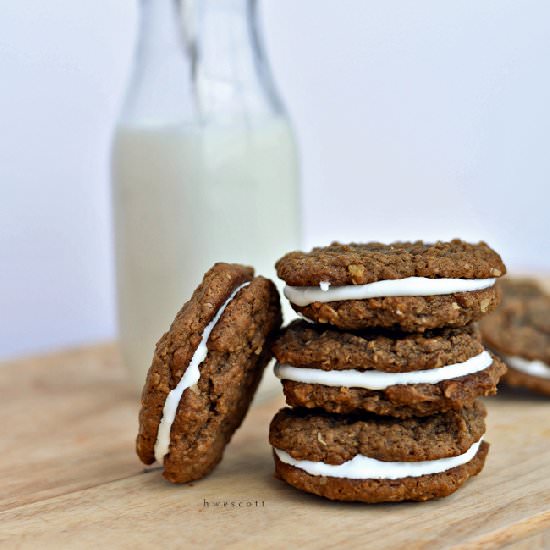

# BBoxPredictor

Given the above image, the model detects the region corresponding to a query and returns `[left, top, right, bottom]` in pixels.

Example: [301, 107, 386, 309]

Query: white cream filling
[275, 350, 492, 391]
[507, 355, 550, 380]
[296, 312, 315, 324]
[284, 276, 496, 307]
[153, 282, 250, 464]
[274, 438, 483, 480]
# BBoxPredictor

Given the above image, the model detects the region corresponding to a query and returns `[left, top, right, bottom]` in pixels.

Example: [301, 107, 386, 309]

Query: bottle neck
[122, 0, 282, 126]
[194, 0, 257, 80]
[191, 0, 282, 120]
[138, 0, 184, 59]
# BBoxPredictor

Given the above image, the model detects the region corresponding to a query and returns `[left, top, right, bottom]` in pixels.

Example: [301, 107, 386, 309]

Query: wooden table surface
[1, 343, 550, 549]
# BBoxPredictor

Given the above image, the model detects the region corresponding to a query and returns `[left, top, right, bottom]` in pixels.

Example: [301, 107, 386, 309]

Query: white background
[1, 0, 549, 360]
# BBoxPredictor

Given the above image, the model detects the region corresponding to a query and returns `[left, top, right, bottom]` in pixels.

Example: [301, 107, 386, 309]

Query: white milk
[112, 117, 300, 393]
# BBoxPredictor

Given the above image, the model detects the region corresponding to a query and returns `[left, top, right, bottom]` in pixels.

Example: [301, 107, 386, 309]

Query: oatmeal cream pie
[273, 320, 506, 417]
[481, 278, 550, 396]
[269, 403, 488, 503]
[276, 240, 505, 332]
[136, 263, 282, 483]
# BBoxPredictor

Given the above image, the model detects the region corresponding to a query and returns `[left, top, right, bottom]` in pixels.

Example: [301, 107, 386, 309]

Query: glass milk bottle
[112, 0, 300, 393]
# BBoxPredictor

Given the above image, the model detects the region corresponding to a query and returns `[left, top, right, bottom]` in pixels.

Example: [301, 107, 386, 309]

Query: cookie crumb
[347, 264, 365, 284]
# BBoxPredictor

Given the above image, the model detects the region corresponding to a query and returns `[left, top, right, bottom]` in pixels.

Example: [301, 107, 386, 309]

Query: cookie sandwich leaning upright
[137, 263, 281, 483]
[269, 240, 507, 503]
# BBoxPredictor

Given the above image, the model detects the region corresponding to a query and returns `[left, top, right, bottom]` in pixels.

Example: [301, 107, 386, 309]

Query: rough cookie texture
[273, 321, 484, 373]
[276, 240, 506, 287]
[273, 442, 488, 503]
[280, 356, 505, 417]
[481, 278, 550, 396]
[269, 404, 486, 463]
[136, 263, 282, 483]
[294, 286, 500, 332]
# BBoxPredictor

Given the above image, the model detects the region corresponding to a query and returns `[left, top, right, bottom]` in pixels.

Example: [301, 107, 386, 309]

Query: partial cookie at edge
[481, 278, 550, 396]
[481, 278, 550, 364]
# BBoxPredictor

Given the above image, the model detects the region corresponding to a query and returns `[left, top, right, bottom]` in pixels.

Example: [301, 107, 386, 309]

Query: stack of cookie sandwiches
[481, 278, 550, 396]
[270, 240, 507, 502]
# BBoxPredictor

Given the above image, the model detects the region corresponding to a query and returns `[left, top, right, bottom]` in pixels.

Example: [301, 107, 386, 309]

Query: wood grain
[1, 343, 550, 549]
